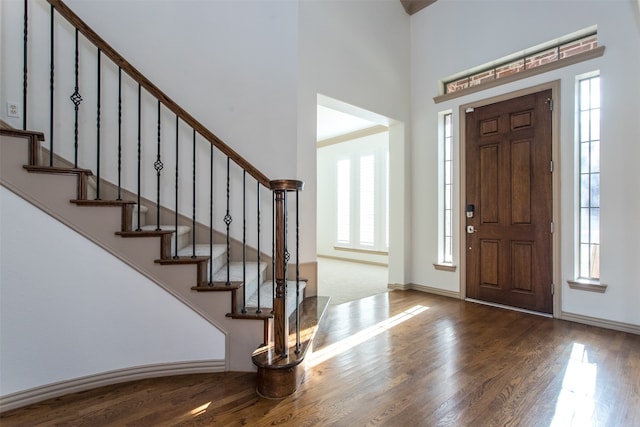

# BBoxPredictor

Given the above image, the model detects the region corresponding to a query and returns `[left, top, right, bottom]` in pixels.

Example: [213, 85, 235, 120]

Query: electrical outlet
[7, 102, 20, 118]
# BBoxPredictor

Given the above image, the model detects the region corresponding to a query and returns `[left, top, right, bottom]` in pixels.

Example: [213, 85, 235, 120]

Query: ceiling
[400, 0, 437, 15]
[316, 106, 380, 142]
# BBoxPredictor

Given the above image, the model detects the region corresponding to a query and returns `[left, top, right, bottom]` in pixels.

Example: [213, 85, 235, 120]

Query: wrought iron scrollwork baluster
[70, 28, 82, 168]
[95, 48, 101, 199]
[154, 100, 163, 231]
[224, 156, 232, 286]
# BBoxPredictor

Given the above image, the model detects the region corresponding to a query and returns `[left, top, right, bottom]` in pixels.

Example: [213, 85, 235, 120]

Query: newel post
[270, 179, 304, 357]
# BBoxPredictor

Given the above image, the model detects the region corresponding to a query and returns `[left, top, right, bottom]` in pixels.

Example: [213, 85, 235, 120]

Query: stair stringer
[0, 132, 263, 372]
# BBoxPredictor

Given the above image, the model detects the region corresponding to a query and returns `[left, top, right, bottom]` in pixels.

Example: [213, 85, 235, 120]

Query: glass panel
[591, 77, 600, 109]
[445, 161, 452, 183]
[590, 173, 600, 207]
[589, 244, 600, 279]
[525, 47, 558, 69]
[444, 237, 452, 263]
[590, 208, 600, 244]
[359, 154, 375, 246]
[469, 69, 495, 87]
[580, 142, 590, 173]
[580, 111, 591, 142]
[444, 114, 452, 138]
[580, 208, 591, 242]
[590, 109, 600, 141]
[590, 140, 600, 173]
[445, 209, 452, 237]
[336, 159, 350, 243]
[580, 79, 591, 111]
[579, 244, 590, 278]
[386, 152, 389, 248]
[580, 175, 590, 207]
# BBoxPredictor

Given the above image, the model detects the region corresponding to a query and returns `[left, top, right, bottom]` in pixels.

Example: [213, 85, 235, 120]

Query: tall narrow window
[359, 154, 375, 246]
[578, 74, 600, 279]
[442, 113, 454, 264]
[337, 158, 351, 244]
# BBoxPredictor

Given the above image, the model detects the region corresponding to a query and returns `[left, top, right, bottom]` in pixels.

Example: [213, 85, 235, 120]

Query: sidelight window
[577, 73, 600, 280]
[439, 112, 454, 265]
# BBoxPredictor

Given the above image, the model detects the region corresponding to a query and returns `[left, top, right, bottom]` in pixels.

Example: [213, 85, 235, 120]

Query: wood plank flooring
[2, 290, 639, 426]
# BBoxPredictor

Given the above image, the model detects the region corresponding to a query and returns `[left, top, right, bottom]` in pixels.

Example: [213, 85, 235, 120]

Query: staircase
[0, 0, 329, 405]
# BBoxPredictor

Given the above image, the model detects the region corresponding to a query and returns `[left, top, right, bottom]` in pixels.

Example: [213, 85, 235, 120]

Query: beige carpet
[317, 256, 389, 305]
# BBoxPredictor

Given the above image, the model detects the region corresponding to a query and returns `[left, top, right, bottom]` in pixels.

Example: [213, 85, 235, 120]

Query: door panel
[466, 90, 553, 314]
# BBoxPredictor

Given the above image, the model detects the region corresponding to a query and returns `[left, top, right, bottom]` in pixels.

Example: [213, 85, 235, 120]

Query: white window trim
[435, 110, 456, 270]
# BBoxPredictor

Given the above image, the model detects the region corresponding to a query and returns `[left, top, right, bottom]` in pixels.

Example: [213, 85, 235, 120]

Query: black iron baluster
[272, 190, 276, 311]
[116, 68, 122, 200]
[191, 129, 196, 258]
[174, 115, 179, 258]
[49, 4, 54, 166]
[283, 191, 289, 322]
[209, 143, 214, 284]
[70, 28, 82, 168]
[295, 188, 300, 354]
[95, 48, 101, 199]
[224, 156, 232, 286]
[154, 100, 163, 231]
[256, 182, 262, 314]
[242, 171, 247, 313]
[22, 0, 28, 130]
[136, 83, 141, 231]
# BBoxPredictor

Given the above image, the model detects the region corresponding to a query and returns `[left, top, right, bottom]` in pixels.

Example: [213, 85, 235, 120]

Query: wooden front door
[465, 90, 553, 314]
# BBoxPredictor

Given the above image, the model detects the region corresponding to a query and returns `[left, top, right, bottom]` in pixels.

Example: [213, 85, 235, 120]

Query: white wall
[0, 187, 225, 396]
[298, 0, 411, 280]
[410, 0, 640, 326]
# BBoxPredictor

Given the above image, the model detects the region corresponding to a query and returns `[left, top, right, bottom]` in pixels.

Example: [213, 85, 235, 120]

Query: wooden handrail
[46, 0, 270, 188]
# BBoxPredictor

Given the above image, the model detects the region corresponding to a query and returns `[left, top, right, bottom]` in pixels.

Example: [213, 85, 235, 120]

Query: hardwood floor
[2, 290, 639, 426]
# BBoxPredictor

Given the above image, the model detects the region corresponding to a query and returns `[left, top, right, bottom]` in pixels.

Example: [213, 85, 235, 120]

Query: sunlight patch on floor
[190, 401, 211, 417]
[308, 305, 428, 367]
[550, 342, 597, 426]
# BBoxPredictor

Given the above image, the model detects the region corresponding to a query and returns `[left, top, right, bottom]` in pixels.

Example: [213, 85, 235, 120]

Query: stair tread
[24, 165, 93, 175]
[177, 244, 226, 258]
[71, 199, 136, 206]
[226, 309, 273, 320]
[139, 224, 190, 234]
[191, 281, 244, 291]
[116, 230, 174, 237]
[247, 280, 306, 311]
[155, 256, 209, 265]
[212, 261, 266, 283]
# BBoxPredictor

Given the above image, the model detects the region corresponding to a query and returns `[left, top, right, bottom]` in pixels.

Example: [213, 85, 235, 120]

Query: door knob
[467, 225, 477, 234]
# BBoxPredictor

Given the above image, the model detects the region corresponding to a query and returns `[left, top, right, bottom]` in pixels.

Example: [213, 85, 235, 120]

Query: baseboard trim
[561, 312, 640, 335]
[388, 283, 461, 300]
[0, 359, 225, 413]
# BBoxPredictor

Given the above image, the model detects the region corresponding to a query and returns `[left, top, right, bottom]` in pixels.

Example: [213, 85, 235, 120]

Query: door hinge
[546, 98, 554, 111]
[551, 283, 555, 295]
[550, 160, 554, 173]
[551, 222, 555, 233]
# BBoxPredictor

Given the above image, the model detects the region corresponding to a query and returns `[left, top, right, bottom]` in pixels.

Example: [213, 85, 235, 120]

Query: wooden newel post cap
[270, 179, 304, 191]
